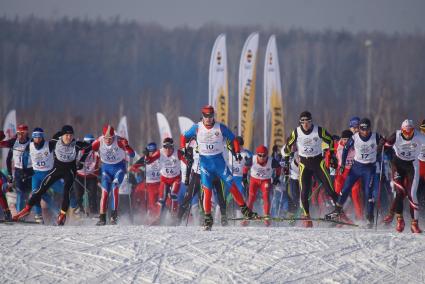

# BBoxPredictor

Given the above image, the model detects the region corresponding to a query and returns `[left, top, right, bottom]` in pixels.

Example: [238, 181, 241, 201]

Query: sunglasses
[202, 113, 214, 118]
[257, 154, 267, 158]
[299, 119, 312, 123]
[164, 145, 174, 149]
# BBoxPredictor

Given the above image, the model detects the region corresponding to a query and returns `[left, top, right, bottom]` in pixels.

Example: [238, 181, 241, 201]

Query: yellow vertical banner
[238, 32, 259, 150]
[209, 34, 228, 125]
[264, 35, 285, 148]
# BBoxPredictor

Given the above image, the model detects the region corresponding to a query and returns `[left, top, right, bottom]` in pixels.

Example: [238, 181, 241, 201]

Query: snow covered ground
[1, 222, 425, 284]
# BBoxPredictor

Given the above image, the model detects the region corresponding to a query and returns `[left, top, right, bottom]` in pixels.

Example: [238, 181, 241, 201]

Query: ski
[228, 216, 359, 227]
[0, 219, 42, 225]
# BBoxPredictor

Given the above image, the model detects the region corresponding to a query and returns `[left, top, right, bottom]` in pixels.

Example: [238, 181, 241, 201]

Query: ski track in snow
[1, 223, 425, 284]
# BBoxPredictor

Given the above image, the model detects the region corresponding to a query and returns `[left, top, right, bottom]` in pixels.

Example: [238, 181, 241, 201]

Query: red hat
[256, 145, 268, 155]
[102, 125, 115, 138]
[17, 124, 28, 132]
[201, 105, 214, 116]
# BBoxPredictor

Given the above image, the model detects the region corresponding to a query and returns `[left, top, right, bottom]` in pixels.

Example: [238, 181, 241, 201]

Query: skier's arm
[91, 139, 100, 152]
[0, 138, 14, 148]
[219, 124, 240, 154]
[76, 141, 92, 162]
[180, 124, 198, 149]
[283, 130, 297, 158]
[318, 127, 334, 153]
[118, 138, 135, 158]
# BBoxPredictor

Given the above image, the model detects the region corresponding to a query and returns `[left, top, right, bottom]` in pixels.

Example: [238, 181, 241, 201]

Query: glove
[235, 153, 242, 162]
[121, 138, 129, 147]
[330, 154, 338, 169]
[272, 176, 280, 185]
[339, 165, 345, 175]
[242, 174, 249, 188]
[0, 130, 5, 141]
[143, 149, 149, 156]
[6, 175, 13, 184]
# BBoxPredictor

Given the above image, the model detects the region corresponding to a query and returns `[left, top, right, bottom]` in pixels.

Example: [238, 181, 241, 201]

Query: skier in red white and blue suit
[180, 105, 257, 230]
[91, 125, 135, 225]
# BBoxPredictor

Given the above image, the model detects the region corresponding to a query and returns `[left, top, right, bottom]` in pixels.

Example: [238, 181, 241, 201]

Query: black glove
[339, 165, 345, 175]
[330, 154, 338, 169]
[272, 176, 280, 185]
[6, 175, 13, 184]
[143, 149, 149, 156]
[242, 174, 249, 188]
[235, 153, 242, 162]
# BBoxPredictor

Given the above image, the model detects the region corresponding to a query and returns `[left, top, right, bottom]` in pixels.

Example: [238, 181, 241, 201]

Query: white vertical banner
[117, 116, 129, 140]
[264, 35, 285, 148]
[156, 112, 173, 143]
[2, 110, 16, 169]
[178, 116, 195, 134]
[208, 34, 228, 125]
[238, 32, 259, 150]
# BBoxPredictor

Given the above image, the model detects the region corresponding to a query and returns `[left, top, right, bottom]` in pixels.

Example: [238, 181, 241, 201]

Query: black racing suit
[283, 125, 338, 216]
[28, 132, 90, 214]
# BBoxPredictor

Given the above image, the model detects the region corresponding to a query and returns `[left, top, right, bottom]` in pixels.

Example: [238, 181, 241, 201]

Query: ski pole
[375, 146, 385, 231]
[186, 149, 199, 226]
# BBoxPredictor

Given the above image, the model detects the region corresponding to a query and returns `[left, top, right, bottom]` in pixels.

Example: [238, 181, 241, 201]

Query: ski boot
[325, 205, 343, 221]
[34, 214, 44, 224]
[286, 212, 296, 226]
[57, 210, 67, 226]
[395, 215, 405, 232]
[110, 210, 118, 225]
[203, 213, 213, 231]
[12, 205, 32, 221]
[4, 209, 12, 221]
[96, 213, 107, 226]
[221, 214, 228, 226]
[411, 219, 422, 233]
[240, 204, 258, 220]
[263, 215, 271, 227]
[383, 211, 394, 225]
[302, 214, 313, 228]
[366, 214, 374, 229]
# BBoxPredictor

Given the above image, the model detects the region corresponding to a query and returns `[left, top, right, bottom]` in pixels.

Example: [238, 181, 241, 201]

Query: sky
[1, 0, 424, 34]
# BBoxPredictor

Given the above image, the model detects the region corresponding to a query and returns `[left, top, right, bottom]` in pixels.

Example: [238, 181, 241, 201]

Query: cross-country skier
[228, 136, 252, 198]
[0, 124, 33, 212]
[75, 134, 100, 216]
[0, 130, 12, 221]
[382, 119, 425, 233]
[243, 145, 281, 226]
[180, 105, 257, 230]
[326, 118, 385, 228]
[28, 128, 63, 223]
[92, 125, 135, 225]
[131, 142, 162, 224]
[282, 111, 338, 227]
[334, 129, 363, 221]
[13, 125, 90, 225]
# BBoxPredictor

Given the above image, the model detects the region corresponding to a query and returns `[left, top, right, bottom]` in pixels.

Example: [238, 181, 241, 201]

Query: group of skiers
[1, 106, 425, 233]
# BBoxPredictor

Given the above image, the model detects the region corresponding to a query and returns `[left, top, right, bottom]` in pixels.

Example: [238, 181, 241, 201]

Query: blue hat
[32, 128, 44, 139]
[146, 142, 157, 152]
[349, 117, 360, 128]
[83, 134, 95, 143]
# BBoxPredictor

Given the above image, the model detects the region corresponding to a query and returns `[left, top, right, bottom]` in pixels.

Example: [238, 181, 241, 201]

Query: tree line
[0, 16, 424, 152]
